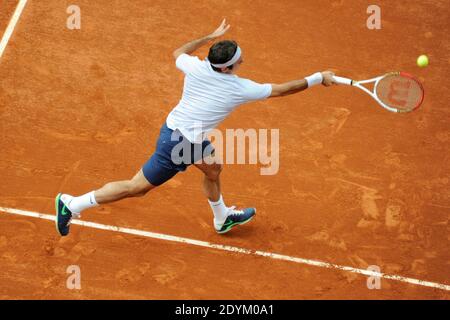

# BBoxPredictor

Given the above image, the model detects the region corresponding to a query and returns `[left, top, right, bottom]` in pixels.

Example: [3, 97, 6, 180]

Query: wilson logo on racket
[388, 80, 411, 107]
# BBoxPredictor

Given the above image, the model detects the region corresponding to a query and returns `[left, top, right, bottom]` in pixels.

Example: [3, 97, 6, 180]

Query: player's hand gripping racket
[332, 72, 424, 113]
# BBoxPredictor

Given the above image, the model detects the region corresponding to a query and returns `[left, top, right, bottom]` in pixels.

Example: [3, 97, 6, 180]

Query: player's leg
[94, 169, 155, 203]
[55, 168, 157, 236]
[194, 158, 256, 234]
[56, 123, 181, 236]
[194, 161, 223, 202]
[55, 162, 178, 236]
[65, 169, 155, 211]
[194, 159, 227, 224]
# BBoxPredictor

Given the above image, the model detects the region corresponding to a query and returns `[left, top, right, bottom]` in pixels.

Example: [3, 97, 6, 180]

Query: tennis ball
[417, 55, 429, 68]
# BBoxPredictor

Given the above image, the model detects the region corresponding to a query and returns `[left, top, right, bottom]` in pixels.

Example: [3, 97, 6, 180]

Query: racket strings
[376, 74, 424, 112]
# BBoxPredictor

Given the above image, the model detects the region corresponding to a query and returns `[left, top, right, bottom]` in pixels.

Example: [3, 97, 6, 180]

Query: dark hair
[208, 40, 238, 73]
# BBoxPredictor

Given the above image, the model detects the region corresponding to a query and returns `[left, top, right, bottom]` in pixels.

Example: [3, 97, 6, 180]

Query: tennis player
[56, 19, 337, 236]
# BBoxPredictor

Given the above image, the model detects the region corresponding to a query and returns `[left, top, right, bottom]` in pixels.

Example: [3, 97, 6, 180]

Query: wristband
[305, 72, 323, 88]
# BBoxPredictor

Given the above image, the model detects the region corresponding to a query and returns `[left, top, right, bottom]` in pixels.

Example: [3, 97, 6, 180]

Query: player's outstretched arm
[270, 71, 337, 97]
[173, 19, 231, 59]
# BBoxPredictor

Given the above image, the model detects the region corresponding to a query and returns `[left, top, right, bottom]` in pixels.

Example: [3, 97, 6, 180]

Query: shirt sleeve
[175, 53, 202, 74]
[236, 78, 273, 103]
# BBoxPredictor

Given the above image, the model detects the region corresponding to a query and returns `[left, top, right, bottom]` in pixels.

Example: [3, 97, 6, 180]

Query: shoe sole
[55, 193, 63, 236]
[216, 209, 256, 235]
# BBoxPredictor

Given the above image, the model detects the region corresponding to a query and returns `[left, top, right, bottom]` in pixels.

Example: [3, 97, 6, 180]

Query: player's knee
[205, 164, 223, 181]
[127, 181, 151, 197]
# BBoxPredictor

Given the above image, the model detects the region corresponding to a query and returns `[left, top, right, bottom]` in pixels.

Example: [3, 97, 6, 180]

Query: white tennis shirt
[166, 54, 272, 143]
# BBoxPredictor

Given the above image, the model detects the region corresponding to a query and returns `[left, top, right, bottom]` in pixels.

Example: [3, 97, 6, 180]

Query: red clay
[0, 0, 449, 299]
[0, 0, 16, 37]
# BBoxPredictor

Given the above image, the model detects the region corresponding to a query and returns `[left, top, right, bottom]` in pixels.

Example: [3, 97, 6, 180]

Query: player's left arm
[173, 19, 230, 59]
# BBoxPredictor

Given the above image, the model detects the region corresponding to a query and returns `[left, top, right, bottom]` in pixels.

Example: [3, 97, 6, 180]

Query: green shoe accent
[216, 216, 254, 234]
[55, 193, 61, 234]
[61, 205, 69, 215]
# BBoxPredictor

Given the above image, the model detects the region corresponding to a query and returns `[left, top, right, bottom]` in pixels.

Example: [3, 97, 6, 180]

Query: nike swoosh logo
[223, 220, 234, 228]
[61, 204, 70, 216]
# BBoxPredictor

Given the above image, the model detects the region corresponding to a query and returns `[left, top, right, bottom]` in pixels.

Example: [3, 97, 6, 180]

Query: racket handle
[333, 76, 353, 86]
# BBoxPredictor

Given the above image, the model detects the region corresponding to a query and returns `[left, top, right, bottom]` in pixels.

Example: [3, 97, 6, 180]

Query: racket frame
[333, 72, 424, 113]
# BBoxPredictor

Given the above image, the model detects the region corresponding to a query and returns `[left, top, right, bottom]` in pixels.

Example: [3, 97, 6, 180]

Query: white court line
[1, 206, 449, 292]
[0, 0, 28, 59]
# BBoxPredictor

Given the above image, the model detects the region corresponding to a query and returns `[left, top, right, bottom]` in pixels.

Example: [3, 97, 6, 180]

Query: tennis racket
[332, 72, 424, 113]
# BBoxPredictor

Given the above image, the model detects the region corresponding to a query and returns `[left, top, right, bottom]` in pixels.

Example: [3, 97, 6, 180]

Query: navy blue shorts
[142, 123, 214, 186]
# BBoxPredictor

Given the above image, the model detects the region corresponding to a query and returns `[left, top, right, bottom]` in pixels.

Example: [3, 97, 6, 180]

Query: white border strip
[0, 0, 28, 59]
[1, 206, 449, 292]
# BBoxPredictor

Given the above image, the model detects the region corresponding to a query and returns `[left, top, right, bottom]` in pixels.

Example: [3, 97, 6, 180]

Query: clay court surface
[0, 0, 449, 299]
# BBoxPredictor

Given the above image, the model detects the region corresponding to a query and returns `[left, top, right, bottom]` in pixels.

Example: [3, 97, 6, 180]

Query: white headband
[210, 46, 242, 68]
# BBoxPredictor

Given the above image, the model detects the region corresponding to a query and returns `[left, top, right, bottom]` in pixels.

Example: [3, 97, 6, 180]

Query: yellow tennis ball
[417, 55, 429, 68]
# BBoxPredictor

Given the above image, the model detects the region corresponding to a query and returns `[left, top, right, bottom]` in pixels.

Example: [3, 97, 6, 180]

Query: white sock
[64, 191, 98, 214]
[208, 195, 228, 226]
